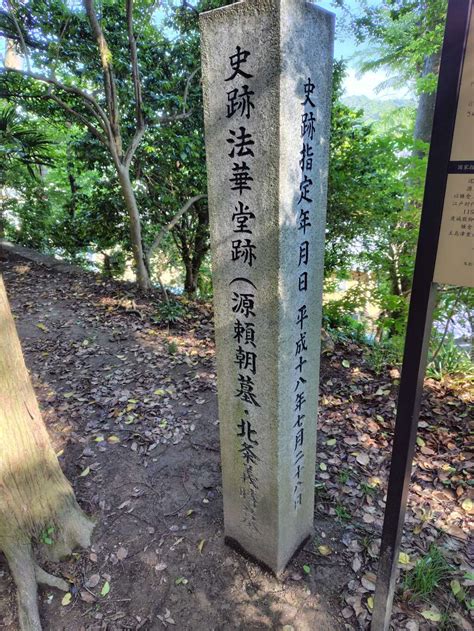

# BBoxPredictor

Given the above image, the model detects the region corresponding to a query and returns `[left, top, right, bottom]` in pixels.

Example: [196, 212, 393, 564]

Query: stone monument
[200, 0, 334, 574]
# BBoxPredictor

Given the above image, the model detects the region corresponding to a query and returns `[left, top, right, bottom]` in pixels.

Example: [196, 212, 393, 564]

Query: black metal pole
[371, 2, 472, 629]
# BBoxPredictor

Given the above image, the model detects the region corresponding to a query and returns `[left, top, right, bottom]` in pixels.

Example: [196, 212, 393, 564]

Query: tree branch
[156, 67, 199, 124]
[182, 67, 199, 115]
[124, 127, 145, 169]
[157, 110, 194, 124]
[6, 1, 30, 72]
[126, 0, 144, 131]
[123, 0, 145, 169]
[429, 288, 462, 365]
[48, 94, 109, 147]
[2, 67, 111, 135]
[147, 194, 207, 261]
[0, 30, 48, 52]
[84, 0, 122, 155]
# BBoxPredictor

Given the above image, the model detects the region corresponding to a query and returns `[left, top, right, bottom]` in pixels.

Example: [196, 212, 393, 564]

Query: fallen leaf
[341, 607, 353, 619]
[61, 593, 72, 606]
[85, 574, 100, 588]
[198, 539, 205, 554]
[155, 562, 167, 572]
[352, 555, 362, 573]
[356, 452, 369, 466]
[79, 466, 90, 477]
[100, 581, 110, 596]
[421, 610, 441, 622]
[303, 564, 311, 574]
[461, 498, 473, 513]
[361, 573, 376, 591]
[80, 590, 95, 603]
[451, 579, 461, 596]
[398, 552, 410, 565]
[36, 322, 49, 332]
[116, 547, 128, 561]
[318, 545, 332, 556]
[367, 596, 374, 612]
[342, 359, 350, 368]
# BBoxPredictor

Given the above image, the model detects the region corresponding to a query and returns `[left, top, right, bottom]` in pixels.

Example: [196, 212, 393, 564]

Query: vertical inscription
[224, 46, 261, 533]
[291, 77, 316, 511]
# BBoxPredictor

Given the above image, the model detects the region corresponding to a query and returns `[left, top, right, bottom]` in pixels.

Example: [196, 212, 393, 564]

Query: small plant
[365, 337, 404, 374]
[361, 482, 377, 496]
[167, 340, 178, 355]
[335, 504, 351, 522]
[403, 545, 453, 600]
[427, 337, 474, 380]
[153, 300, 186, 325]
[338, 468, 352, 484]
[39, 525, 55, 545]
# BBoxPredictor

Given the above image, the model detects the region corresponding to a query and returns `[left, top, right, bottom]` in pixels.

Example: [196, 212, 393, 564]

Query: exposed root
[34, 565, 69, 592]
[0, 503, 94, 631]
[3, 541, 42, 631]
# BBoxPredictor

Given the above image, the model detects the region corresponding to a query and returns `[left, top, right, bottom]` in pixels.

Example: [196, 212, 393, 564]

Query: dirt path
[0, 252, 472, 630]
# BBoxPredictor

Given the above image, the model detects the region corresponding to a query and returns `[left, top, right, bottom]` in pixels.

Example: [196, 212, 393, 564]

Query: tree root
[34, 565, 69, 592]
[1, 503, 94, 631]
[3, 541, 42, 631]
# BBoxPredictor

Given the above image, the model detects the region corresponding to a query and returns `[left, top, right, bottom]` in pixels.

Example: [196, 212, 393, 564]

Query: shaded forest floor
[0, 250, 472, 631]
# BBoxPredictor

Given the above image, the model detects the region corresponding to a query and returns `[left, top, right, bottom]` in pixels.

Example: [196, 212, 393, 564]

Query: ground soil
[0, 251, 472, 631]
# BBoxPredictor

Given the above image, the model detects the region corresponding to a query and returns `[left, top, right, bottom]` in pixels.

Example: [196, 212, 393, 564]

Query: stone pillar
[200, 0, 334, 574]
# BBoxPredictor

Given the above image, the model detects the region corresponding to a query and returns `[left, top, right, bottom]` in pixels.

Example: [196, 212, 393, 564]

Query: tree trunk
[102, 252, 112, 278]
[413, 52, 441, 152]
[116, 166, 151, 291]
[184, 261, 198, 295]
[0, 276, 94, 631]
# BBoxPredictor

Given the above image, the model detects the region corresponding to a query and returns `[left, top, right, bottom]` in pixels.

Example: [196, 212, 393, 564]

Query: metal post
[371, 2, 472, 629]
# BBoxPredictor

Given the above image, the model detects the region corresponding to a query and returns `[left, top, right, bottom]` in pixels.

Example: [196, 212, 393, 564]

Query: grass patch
[335, 504, 351, 522]
[403, 545, 453, 601]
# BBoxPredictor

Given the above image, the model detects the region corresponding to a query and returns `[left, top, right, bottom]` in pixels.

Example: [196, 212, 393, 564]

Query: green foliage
[102, 250, 127, 279]
[0, 104, 55, 180]
[167, 340, 179, 355]
[403, 545, 453, 600]
[365, 338, 404, 374]
[337, 469, 351, 485]
[348, 0, 448, 91]
[427, 337, 474, 381]
[39, 525, 55, 546]
[153, 300, 186, 326]
[335, 504, 351, 522]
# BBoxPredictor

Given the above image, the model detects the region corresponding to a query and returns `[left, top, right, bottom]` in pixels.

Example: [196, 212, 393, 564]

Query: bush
[427, 336, 474, 381]
[152, 299, 186, 325]
[323, 302, 367, 344]
[365, 337, 404, 374]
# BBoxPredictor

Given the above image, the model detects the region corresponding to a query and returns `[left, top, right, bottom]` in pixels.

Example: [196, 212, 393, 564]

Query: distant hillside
[342, 95, 415, 122]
